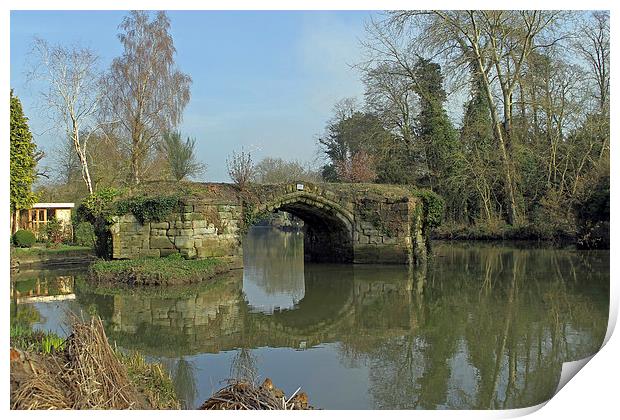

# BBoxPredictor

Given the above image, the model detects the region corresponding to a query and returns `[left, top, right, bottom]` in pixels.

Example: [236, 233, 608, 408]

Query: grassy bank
[11, 244, 96, 269]
[11, 244, 93, 256]
[90, 253, 236, 286]
[432, 221, 575, 243]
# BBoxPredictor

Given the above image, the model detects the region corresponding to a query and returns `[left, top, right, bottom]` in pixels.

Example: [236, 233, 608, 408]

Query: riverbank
[10, 317, 179, 409]
[11, 245, 96, 269]
[432, 221, 576, 244]
[89, 253, 241, 286]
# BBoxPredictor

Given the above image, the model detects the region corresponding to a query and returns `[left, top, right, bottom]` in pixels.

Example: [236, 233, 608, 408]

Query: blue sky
[10, 10, 376, 182]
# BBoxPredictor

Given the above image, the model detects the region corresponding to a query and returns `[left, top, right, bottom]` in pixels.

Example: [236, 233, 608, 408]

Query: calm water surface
[10, 227, 609, 409]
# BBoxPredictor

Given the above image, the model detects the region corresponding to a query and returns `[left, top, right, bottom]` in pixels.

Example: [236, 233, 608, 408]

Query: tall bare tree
[101, 11, 192, 184]
[573, 11, 610, 116]
[29, 38, 103, 194]
[227, 148, 255, 190]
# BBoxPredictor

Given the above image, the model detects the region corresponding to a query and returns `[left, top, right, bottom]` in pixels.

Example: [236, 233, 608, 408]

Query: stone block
[119, 214, 139, 224]
[360, 221, 375, 230]
[151, 222, 169, 229]
[180, 247, 197, 259]
[183, 205, 194, 213]
[192, 220, 207, 229]
[139, 249, 161, 258]
[194, 227, 208, 236]
[175, 236, 194, 249]
[151, 236, 174, 249]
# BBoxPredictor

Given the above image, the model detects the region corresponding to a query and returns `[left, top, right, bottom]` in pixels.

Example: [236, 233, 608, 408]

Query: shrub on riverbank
[90, 253, 233, 286]
[432, 220, 575, 243]
[13, 230, 36, 248]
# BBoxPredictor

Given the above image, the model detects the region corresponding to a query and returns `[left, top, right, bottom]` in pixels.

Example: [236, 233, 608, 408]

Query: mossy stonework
[108, 182, 431, 265]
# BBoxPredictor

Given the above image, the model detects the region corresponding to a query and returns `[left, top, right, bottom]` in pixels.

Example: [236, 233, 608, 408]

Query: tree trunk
[72, 121, 93, 194]
[129, 127, 141, 185]
[478, 71, 520, 225]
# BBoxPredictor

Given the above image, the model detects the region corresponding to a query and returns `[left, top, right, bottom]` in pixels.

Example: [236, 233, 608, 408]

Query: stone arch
[255, 191, 355, 262]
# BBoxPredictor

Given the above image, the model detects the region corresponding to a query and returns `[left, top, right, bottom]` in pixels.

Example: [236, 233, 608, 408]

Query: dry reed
[11, 316, 143, 410]
[199, 379, 311, 410]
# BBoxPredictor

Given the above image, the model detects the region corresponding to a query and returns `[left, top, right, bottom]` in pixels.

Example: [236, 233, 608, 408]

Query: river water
[10, 226, 609, 409]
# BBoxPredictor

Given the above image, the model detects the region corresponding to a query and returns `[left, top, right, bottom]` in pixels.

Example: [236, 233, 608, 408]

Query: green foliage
[74, 221, 96, 247]
[375, 143, 418, 185]
[159, 131, 205, 181]
[41, 217, 65, 246]
[76, 188, 122, 258]
[319, 107, 394, 182]
[413, 59, 459, 190]
[10, 323, 65, 354]
[115, 195, 180, 224]
[13, 229, 36, 248]
[77, 187, 122, 224]
[575, 172, 609, 249]
[414, 189, 445, 230]
[240, 201, 270, 235]
[40, 334, 66, 354]
[10, 89, 38, 212]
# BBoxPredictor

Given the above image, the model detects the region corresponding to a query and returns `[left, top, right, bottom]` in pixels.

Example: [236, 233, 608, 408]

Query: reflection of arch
[267, 265, 355, 332]
[256, 192, 354, 262]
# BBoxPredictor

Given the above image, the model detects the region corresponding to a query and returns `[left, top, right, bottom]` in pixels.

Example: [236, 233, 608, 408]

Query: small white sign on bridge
[296, 183, 304, 191]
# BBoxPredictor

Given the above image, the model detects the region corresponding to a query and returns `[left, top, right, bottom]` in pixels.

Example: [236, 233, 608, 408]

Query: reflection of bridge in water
[79, 264, 426, 356]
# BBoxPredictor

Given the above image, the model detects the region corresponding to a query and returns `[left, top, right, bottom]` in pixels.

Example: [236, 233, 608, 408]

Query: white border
[2, 2, 617, 420]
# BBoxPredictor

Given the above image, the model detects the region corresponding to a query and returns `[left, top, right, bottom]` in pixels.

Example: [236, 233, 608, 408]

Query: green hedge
[115, 195, 180, 224]
[13, 229, 36, 248]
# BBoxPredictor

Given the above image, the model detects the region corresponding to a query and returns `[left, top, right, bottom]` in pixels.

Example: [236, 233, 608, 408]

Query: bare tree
[227, 148, 255, 190]
[362, 62, 418, 148]
[29, 38, 103, 194]
[336, 150, 377, 183]
[101, 11, 192, 185]
[573, 11, 610, 115]
[253, 157, 320, 184]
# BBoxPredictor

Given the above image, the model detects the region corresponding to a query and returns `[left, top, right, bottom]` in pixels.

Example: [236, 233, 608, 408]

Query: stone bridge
[110, 181, 428, 265]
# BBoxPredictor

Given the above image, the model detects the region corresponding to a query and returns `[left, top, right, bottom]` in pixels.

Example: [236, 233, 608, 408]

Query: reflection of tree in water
[230, 347, 258, 384]
[338, 245, 608, 409]
[171, 357, 198, 409]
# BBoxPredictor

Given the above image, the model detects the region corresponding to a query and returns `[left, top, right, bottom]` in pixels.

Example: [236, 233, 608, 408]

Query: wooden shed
[16, 202, 75, 239]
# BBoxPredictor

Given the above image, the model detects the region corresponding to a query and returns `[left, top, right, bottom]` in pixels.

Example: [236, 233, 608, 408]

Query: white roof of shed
[31, 203, 75, 209]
